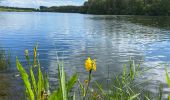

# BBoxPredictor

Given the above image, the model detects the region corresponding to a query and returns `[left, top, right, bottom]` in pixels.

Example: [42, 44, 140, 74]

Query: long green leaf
[37, 60, 44, 100]
[122, 64, 127, 84]
[129, 93, 140, 100]
[48, 90, 61, 100]
[30, 66, 37, 95]
[73, 92, 76, 100]
[144, 96, 150, 100]
[165, 68, 170, 87]
[48, 91, 58, 100]
[67, 73, 78, 93]
[44, 72, 49, 93]
[95, 81, 106, 96]
[16, 57, 34, 100]
[78, 79, 85, 96]
[61, 66, 67, 100]
[58, 63, 62, 98]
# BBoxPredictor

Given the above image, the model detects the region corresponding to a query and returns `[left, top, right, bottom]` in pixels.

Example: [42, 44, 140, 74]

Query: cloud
[0, 0, 85, 8]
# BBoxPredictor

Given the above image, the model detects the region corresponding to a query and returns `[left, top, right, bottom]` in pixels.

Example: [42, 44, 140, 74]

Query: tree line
[1, 0, 170, 15]
[0, 6, 37, 11]
[39, 6, 82, 13]
[82, 0, 170, 15]
[39, 0, 170, 15]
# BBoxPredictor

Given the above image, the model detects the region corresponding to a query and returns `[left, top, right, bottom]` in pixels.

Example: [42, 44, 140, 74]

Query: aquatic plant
[94, 61, 143, 100]
[85, 57, 96, 71]
[16, 45, 48, 100]
[16, 45, 167, 100]
[0, 48, 11, 70]
[16, 46, 78, 100]
[165, 67, 170, 100]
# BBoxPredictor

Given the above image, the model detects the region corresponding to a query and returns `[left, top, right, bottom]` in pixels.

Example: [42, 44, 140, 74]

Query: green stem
[84, 70, 92, 99]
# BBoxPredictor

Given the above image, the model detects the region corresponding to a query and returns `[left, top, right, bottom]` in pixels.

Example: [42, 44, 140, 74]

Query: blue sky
[0, 0, 86, 8]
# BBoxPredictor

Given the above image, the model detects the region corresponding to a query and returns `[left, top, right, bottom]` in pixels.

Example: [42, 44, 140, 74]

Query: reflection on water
[0, 12, 170, 98]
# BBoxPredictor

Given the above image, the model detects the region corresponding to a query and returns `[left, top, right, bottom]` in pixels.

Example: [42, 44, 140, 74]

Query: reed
[16, 45, 168, 100]
[0, 48, 11, 70]
[16, 45, 78, 100]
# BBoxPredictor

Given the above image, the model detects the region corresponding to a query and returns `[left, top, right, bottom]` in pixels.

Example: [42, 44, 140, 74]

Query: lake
[0, 12, 170, 99]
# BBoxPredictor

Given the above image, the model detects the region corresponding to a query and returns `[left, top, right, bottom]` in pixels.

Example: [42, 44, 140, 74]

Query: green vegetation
[39, 0, 170, 16]
[16, 45, 169, 100]
[165, 67, 170, 99]
[16, 45, 78, 100]
[0, 6, 37, 12]
[1, 0, 170, 15]
[83, 0, 170, 15]
[0, 48, 10, 70]
[39, 6, 82, 13]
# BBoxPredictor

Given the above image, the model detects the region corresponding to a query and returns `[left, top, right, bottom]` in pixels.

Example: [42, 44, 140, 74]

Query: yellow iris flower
[85, 57, 96, 71]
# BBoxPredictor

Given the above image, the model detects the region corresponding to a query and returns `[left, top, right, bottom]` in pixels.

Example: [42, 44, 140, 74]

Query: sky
[0, 0, 86, 8]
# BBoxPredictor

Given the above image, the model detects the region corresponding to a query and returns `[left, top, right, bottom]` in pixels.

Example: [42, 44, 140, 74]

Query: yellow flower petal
[85, 57, 96, 71]
[92, 59, 96, 71]
[85, 57, 92, 71]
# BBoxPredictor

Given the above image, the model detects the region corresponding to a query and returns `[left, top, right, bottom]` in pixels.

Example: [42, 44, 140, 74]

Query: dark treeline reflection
[88, 16, 170, 29]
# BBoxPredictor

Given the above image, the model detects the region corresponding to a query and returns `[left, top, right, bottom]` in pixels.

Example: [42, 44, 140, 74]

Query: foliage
[0, 6, 37, 12]
[16, 45, 170, 99]
[38, 0, 170, 15]
[83, 0, 170, 15]
[0, 48, 11, 70]
[16, 46, 78, 100]
[1, 0, 170, 16]
[39, 6, 82, 13]
[94, 61, 142, 100]
[165, 67, 170, 99]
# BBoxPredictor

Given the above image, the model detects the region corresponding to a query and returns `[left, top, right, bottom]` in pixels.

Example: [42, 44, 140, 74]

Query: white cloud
[0, 0, 85, 8]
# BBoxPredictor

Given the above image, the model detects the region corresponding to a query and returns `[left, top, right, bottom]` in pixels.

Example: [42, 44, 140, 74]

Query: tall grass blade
[48, 90, 61, 100]
[165, 68, 170, 87]
[144, 96, 150, 100]
[57, 63, 62, 97]
[61, 66, 67, 100]
[158, 84, 163, 100]
[67, 73, 78, 93]
[44, 72, 50, 94]
[129, 93, 140, 100]
[37, 60, 44, 100]
[73, 92, 76, 100]
[122, 64, 126, 84]
[95, 81, 106, 96]
[78, 79, 85, 97]
[16, 57, 34, 100]
[30, 66, 37, 95]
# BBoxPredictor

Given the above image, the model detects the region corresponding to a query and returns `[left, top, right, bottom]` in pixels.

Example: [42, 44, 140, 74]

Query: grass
[0, 48, 11, 70]
[16, 45, 169, 100]
[0, 7, 35, 12]
[16, 45, 78, 100]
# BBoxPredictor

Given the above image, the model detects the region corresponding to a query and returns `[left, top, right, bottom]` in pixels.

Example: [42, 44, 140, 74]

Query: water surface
[0, 12, 170, 98]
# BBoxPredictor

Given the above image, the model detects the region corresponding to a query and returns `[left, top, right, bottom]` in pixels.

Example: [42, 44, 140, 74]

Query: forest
[1, 0, 170, 15]
[40, 0, 170, 15]
[82, 0, 170, 15]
